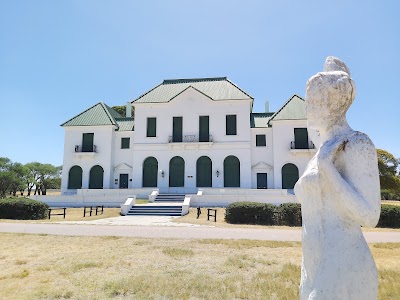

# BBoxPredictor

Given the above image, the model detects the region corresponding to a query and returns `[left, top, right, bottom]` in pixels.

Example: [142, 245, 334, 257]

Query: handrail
[290, 141, 315, 150]
[168, 135, 213, 143]
[74, 145, 97, 153]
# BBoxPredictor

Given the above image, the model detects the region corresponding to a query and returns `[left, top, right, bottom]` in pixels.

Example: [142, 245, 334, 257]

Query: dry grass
[0, 208, 121, 223]
[0, 199, 149, 223]
[0, 233, 399, 299]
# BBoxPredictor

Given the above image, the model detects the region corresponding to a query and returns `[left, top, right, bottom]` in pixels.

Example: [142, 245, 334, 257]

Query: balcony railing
[168, 135, 213, 143]
[75, 145, 97, 153]
[290, 141, 315, 150]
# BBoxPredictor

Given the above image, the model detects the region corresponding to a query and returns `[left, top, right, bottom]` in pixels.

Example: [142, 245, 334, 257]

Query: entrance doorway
[119, 174, 128, 189]
[257, 173, 268, 189]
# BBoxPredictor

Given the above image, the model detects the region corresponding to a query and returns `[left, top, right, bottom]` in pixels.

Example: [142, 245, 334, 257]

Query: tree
[112, 105, 134, 117]
[377, 149, 400, 191]
[8, 163, 29, 196]
[0, 157, 12, 197]
[25, 162, 43, 195]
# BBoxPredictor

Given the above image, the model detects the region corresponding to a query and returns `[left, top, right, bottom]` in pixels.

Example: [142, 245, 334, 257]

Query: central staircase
[126, 194, 185, 216]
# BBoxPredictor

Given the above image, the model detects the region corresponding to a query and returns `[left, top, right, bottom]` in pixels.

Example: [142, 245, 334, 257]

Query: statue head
[305, 57, 356, 132]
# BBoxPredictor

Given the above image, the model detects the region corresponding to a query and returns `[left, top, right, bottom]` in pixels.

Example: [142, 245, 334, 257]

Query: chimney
[265, 100, 269, 113]
[126, 102, 132, 117]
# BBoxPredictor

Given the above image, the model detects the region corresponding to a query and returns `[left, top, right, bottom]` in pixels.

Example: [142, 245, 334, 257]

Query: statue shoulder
[337, 131, 376, 161]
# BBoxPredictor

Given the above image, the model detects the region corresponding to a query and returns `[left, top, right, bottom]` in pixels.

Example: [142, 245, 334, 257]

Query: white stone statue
[294, 56, 381, 300]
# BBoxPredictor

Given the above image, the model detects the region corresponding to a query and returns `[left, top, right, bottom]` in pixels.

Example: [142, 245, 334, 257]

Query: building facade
[60, 77, 316, 196]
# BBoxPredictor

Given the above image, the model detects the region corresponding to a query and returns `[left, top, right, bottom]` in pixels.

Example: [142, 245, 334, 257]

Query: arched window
[282, 163, 299, 189]
[169, 156, 185, 187]
[89, 165, 104, 189]
[143, 157, 158, 187]
[196, 156, 212, 187]
[224, 155, 240, 187]
[68, 165, 82, 189]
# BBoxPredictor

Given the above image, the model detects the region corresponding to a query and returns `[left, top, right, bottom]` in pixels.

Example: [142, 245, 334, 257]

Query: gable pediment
[252, 162, 272, 170]
[114, 163, 132, 171]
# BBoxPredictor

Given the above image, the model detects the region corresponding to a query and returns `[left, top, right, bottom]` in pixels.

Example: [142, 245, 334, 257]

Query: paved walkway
[1, 220, 400, 242]
[55, 216, 212, 227]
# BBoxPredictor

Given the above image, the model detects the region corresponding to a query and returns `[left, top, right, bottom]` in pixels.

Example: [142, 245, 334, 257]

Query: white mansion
[59, 77, 316, 206]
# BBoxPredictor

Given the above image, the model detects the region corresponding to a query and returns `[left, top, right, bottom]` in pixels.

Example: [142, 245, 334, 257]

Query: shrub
[225, 202, 276, 225]
[0, 198, 49, 220]
[276, 203, 302, 226]
[381, 189, 400, 201]
[378, 205, 400, 228]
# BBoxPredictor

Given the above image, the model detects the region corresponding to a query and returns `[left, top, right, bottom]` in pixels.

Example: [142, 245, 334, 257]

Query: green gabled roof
[250, 112, 274, 128]
[132, 77, 253, 103]
[61, 102, 122, 127]
[115, 118, 134, 131]
[267, 95, 306, 125]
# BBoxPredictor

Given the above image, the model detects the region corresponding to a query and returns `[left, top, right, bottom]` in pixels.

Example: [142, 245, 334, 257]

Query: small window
[294, 128, 309, 149]
[226, 115, 237, 135]
[121, 137, 130, 149]
[82, 133, 94, 152]
[256, 134, 266, 146]
[147, 117, 156, 137]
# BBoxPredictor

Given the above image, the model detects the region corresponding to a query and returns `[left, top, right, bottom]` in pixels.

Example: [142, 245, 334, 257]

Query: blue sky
[0, 0, 399, 166]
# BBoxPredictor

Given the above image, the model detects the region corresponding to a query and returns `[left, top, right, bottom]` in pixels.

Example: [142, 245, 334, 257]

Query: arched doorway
[196, 156, 212, 187]
[143, 157, 158, 187]
[224, 155, 240, 187]
[169, 156, 185, 187]
[282, 163, 299, 189]
[68, 165, 82, 189]
[89, 165, 104, 189]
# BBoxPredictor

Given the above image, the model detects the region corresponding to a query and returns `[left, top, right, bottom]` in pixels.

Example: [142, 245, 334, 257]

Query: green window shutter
[68, 166, 82, 189]
[147, 118, 156, 137]
[223, 155, 240, 187]
[121, 138, 130, 149]
[226, 115, 237, 135]
[294, 128, 309, 149]
[169, 156, 185, 187]
[256, 134, 266, 146]
[82, 133, 94, 152]
[196, 156, 212, 187]
[89, 165, 104, 189]
[172, 117, 183, 142]
[143, 157, 158, 187]
[282, 163, 299, 189]
[199, 116, 209, 142]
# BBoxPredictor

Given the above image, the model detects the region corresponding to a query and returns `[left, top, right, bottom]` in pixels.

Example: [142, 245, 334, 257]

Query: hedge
[0, 198, 49, 220]
[225, 202, 400, 228]
[381, 190, 400, 201]
[378, 204, 400, 228]
[276, 203, 302, 226]
[225, 202, 276, 225]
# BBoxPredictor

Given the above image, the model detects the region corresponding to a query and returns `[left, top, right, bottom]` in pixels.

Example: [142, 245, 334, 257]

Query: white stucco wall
[250, 127, 274, 188]
[61, 125, 116, 192]
[60, 89, 316, 197]
[131, 88, 253, 192]
[270, 120, 316, 188]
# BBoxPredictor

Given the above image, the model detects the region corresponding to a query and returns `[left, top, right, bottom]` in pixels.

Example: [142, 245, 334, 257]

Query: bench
[207, 208, 217, 222]
[48, 207, 67, 219]
[83, 206, 104, 217]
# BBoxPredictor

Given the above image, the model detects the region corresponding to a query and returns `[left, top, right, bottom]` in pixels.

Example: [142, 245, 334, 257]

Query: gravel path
[1, 221, 400, 242]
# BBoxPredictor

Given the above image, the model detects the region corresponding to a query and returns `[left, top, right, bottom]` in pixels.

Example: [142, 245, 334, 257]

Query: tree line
[377, 149, 400, 200]
[0, 157, 61, 198]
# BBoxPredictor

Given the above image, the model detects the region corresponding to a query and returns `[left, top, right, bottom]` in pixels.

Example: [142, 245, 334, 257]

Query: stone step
[127, 212, 182, 216]
[129, 208, 182, 213]
[154, 194, 185, 203]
